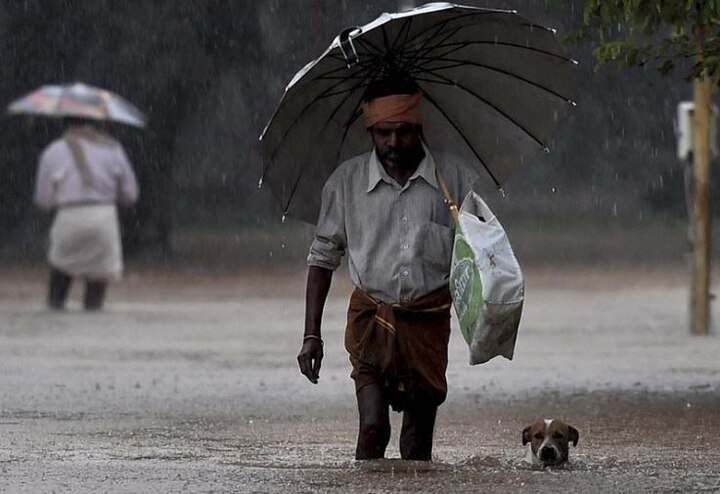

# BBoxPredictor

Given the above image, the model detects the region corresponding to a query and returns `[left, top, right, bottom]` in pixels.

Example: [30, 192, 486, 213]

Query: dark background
[0, 0, 715, 266]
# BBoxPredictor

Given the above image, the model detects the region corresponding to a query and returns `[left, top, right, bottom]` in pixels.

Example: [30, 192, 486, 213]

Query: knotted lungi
[345, 285, 452, 411]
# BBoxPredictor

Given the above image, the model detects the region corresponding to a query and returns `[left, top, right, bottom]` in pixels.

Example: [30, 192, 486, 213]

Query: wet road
[0, 266, 718, 493]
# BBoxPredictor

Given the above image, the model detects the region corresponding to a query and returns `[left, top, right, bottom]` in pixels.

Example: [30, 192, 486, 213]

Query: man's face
[370, 121, 423, 169]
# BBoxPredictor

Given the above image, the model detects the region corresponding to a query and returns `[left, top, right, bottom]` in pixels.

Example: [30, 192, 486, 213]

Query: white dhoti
[49, 204, 123, 280]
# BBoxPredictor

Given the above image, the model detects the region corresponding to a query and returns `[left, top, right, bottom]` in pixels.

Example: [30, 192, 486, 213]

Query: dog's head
[522, 418, 579, 466]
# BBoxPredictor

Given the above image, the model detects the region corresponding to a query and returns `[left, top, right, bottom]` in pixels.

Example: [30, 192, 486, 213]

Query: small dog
[522, 418, 579, 467]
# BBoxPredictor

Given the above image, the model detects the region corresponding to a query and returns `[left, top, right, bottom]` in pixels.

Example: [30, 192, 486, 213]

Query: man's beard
[379, 145, 423, 167]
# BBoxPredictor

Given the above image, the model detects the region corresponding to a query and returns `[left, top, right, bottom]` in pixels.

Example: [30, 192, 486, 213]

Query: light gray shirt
[34, 127, 139, 210]
[307, 145, 479, 303]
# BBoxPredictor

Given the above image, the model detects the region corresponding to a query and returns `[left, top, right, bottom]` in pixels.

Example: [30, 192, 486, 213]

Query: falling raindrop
[258, 176, 264, 189]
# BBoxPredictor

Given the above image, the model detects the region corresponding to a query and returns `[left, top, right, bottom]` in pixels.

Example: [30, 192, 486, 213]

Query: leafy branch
[558, 0, 720, 81]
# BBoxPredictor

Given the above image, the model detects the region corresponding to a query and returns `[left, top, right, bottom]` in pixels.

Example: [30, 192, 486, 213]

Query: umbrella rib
[354, 37, 385, 59]
[393, 37, 574, 104]
[268, 64, 377, 164]
[339, 29, 433, 85]
[315, 53, 387, 81]
[402, 11, 567, 67]
[281, 163, 307, 217]
[391, 17, 416, 78]
[419, 85, 501, 188]
[409, 56, 573, 103]
[268, 83, 351, 150]
[280, 95, 368, 218]
[413, 64, 548, 148]
[408, 26, 464, 62]
[313, 64, 380, 83]
[410, 12, 478, 53]
[414, 40, 574, 64]
[309, 63, 377, 100]
[331, 76, 377, 165]
[403, 11, 501, 53]
[323, 63, 384, 127]
[278, 64, 385, 215]
[392, 17, 413, 55]
[381, 25, 391, 55]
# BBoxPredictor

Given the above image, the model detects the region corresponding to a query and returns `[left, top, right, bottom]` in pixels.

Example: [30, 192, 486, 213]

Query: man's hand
[297, 339, 323, 384]
[301, 266, 333, 385]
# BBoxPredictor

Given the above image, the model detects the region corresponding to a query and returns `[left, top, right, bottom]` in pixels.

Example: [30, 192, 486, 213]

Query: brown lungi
[345, 285, 452, 411]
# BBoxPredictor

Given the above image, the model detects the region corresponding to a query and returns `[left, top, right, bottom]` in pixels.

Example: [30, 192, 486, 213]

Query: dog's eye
[533, 432, 544, 440]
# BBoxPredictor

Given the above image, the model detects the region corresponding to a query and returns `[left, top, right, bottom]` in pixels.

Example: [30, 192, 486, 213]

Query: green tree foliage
[576, 1, 720, 80]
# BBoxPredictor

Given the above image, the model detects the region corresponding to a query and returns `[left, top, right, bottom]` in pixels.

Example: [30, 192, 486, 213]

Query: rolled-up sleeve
[307, 176, 346, 270]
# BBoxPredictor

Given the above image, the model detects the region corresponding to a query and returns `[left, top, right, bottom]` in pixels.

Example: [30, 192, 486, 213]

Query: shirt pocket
[420, 221, 455, 272]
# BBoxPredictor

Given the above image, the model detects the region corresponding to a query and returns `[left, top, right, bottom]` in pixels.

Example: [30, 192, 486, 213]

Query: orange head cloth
[361, 92, 423, 128]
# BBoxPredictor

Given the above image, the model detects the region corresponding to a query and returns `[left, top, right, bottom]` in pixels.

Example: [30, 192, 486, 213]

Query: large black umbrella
[261, 2, 575, 223]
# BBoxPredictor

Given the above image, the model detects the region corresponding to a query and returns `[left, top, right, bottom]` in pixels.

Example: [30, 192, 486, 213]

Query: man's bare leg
[48, 268, 72, 310]
[84, 279, 107, 311]
[355, 383, 391, 459]
[399, 404, 437, 460]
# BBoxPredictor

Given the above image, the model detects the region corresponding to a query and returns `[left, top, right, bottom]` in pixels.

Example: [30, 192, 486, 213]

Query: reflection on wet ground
[0, 269, 719, 492]
[1, 391, 718, 493]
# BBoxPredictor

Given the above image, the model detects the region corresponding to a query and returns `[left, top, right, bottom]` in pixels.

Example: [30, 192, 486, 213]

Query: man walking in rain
[34, 120, 139, 311]
[297, 76, 478, 460]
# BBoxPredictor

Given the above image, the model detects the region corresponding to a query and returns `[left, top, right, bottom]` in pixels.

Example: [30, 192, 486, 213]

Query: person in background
[297, 76, 479, 460]
[33, 120, 139, 311]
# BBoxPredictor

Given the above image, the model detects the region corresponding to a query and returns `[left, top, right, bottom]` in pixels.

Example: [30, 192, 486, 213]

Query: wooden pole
[690, 26, 712, 335]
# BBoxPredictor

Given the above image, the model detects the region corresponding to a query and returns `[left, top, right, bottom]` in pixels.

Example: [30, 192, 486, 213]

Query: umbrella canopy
[261, 2, 575, 224]
[7, 82, 146, 128]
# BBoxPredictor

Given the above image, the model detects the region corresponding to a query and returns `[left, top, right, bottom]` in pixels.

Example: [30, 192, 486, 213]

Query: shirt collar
[366, 142, 439, 193]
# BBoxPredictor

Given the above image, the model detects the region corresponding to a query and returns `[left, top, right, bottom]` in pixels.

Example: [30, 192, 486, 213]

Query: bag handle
[434, 164, 459, 221]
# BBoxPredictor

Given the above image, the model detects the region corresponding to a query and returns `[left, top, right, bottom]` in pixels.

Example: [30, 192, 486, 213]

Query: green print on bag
[449, 226, 483, 346]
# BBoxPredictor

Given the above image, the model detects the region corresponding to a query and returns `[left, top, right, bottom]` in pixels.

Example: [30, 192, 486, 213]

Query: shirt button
[401, 243, 409, 250]
[401, 270, 409, 277]
[401, 216, 408, 222]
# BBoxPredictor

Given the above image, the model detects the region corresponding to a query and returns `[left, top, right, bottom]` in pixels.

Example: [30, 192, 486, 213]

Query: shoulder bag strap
[434, 164, 459, 221]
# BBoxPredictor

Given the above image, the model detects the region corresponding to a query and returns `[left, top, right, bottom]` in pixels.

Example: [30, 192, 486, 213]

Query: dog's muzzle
[539, 445, 560, 464]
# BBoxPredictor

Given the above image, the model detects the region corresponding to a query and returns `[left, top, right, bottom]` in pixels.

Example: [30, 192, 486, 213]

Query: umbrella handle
[339, 27, 361, 68]
[435, 164, 459, 221]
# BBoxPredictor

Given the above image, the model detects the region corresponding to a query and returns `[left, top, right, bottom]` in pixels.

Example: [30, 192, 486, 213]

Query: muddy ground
[0, 265, 718, 493]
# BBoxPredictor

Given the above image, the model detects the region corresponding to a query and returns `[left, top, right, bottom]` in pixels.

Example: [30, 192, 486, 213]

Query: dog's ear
[568, 426, 579, 447]
[522, 426, 531, 445]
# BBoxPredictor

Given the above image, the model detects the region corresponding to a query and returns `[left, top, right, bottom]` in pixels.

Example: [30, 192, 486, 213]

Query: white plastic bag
[449, 191, 524, 365]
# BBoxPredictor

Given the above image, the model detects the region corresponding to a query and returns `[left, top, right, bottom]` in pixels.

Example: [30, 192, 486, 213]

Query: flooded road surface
[0, 266, 718, 493]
